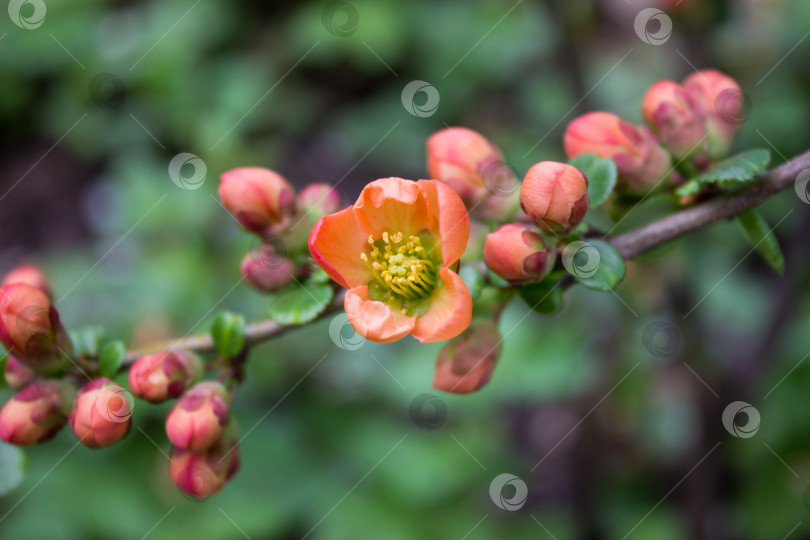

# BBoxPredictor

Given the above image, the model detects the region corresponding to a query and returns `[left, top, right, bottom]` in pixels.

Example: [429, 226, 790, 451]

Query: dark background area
[1, 0, 810, 538]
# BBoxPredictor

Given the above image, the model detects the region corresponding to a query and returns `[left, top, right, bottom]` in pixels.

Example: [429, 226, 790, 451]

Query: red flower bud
[520, 161, 589, 233]
[69, 378, 133, 448]
[4, 355, 36, 390]
[564, 112, 672, 194]
[0, 381, 71, 445]
[642, 80, 708, 160]
[169, 425, 240, 499]
[1, 266, 52, 299]
[433, 320, 501, 394]
[298, 183, 343, 218]
[128, 351, 202, 404]
[484, 224, 556, 284]
[240, 246, 296, 293]
[0, 284, 71, 372]
[218, 167, 297, 234]
[427, 127, 520, 220]
[682, 69, 744, 159]
[165, 382, 229, 453]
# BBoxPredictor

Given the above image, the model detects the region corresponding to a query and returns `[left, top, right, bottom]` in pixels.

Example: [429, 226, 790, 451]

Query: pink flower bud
[1, 266, 52, 299]
[69, 378, 133, 448]
[564, 112, 672, 194]
[433, 320, 501, 394]
[165, 382, 229, 453]
[128, 351, 202, 404]
[298, 183, 343, 218]
[642, 80, 708, 160]
[0, 284, 71, 372]
[427, 127, 520, 220]
[240, 246, 296, 293]
[218, 167, 297, 234]
[520, 161, 589, 233]
[484, 224, 556, 284]
[0, 381, 71, 445]
[169, 425, 240, 499]
[4, 355, 36, 390]
[683, 70, 744, 159]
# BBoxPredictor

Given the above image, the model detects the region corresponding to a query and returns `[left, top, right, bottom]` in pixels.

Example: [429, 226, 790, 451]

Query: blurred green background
[2, 0, 810, 538]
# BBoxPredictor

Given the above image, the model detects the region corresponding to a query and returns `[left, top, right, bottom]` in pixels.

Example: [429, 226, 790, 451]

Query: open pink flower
[309, 177, 472, 343]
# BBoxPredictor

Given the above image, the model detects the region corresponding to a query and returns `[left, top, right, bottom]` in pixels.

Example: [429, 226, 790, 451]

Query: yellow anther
[359, 230, 437, 301]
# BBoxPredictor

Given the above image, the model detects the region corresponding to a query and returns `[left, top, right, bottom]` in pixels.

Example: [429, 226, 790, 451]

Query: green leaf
[268, 284, 334, 325]
[98, 341, 126, 378]
[210, 311, 247, 359]
[568, 153, 617, 208]
[69, 326, 105, 358]
[0, 351, 7, 389]
[0, 442, 27, 496]
[676, 149, 771, 196]
[563, 239, 626, 292]
[458, 265, 485, 300]
[736, 209, 785, 275]
[307, 267, 332, 285]
[517, 280, 564, 315]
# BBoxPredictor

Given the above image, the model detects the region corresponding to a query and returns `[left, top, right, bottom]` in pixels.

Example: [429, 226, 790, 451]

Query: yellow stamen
[360, 230, 438, 301]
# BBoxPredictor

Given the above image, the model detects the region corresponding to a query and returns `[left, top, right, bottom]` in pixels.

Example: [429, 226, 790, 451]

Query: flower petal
[344, 286, 416, 343]
[353, 178, 431, 237]
[308, 208, 372, 289]
[411, 267, 472, 343]
[417, 180, 470, 266]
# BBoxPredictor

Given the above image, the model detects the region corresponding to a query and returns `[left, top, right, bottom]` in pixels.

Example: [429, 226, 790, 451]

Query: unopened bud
[69, 378, 133, 448]
[683, 69, 744, 160]
[165, 381, 230, 453]
[564, 112, 672, 195]
[169, 424, 240, 499]
[520, 161, 589, 233]
[298, 183, 343, 218]
[4, 355, 35, 390]
[129, 351, 202, 404]
[433, 320, 501, 394]
[240, 246, 296, 293]
[0, 284, 71, 372]
[1, 266, 52, 299]
[218, 167, 297, 234]
[427, 127, 519, 220]
[0, 381, 71, 445]
[642, 80, 708, 160]
[484, 224, 555, 284]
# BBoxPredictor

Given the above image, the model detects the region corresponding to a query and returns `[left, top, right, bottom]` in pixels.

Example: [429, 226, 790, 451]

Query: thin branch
[122, 150, 810, 363]
[611, 150, 810, 259]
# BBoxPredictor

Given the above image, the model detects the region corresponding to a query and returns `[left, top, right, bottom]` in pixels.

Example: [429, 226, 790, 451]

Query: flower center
[360, 231, 438, 301]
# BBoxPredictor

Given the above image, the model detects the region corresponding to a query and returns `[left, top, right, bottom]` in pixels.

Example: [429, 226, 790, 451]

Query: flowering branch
[611, 149, 810, 259]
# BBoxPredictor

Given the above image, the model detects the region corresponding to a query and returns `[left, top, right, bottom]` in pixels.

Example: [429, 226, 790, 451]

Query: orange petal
[309, 208, 372, 289]
[411, 267, 472, 343]
[344, 286, 416, 343]
[417, 180, 470, 266]
[353, 178, 431, 237]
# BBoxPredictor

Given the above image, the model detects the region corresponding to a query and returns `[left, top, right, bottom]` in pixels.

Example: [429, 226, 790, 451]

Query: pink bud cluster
[219, 168, 344, 294]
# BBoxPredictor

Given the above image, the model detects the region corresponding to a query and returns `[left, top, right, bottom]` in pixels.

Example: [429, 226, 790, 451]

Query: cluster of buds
[219, 168, 344, 293]
[165, 381, 239, 498]
[425, 129, 593, 394]
[0, 267, 133, 448]
[565, 69, 743, 194]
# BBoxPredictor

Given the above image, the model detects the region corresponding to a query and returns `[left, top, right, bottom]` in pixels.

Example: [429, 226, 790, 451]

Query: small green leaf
[0, 351, 7, 389]
[517, 281, 564, 315]
[0, 442, 26, 496]
[568, 153, 617, 208]
[676, 149, 771, 196]
[307, 267, 332, 285]
[98, 341, 126, 378]
[268, 284, 334, 325]
[458, 265, 485, 300]
[69, 326, 105, 357]
[210, 311, 247, 359]
[736, 209, 785, 275]
[563, 239, 626, 292]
